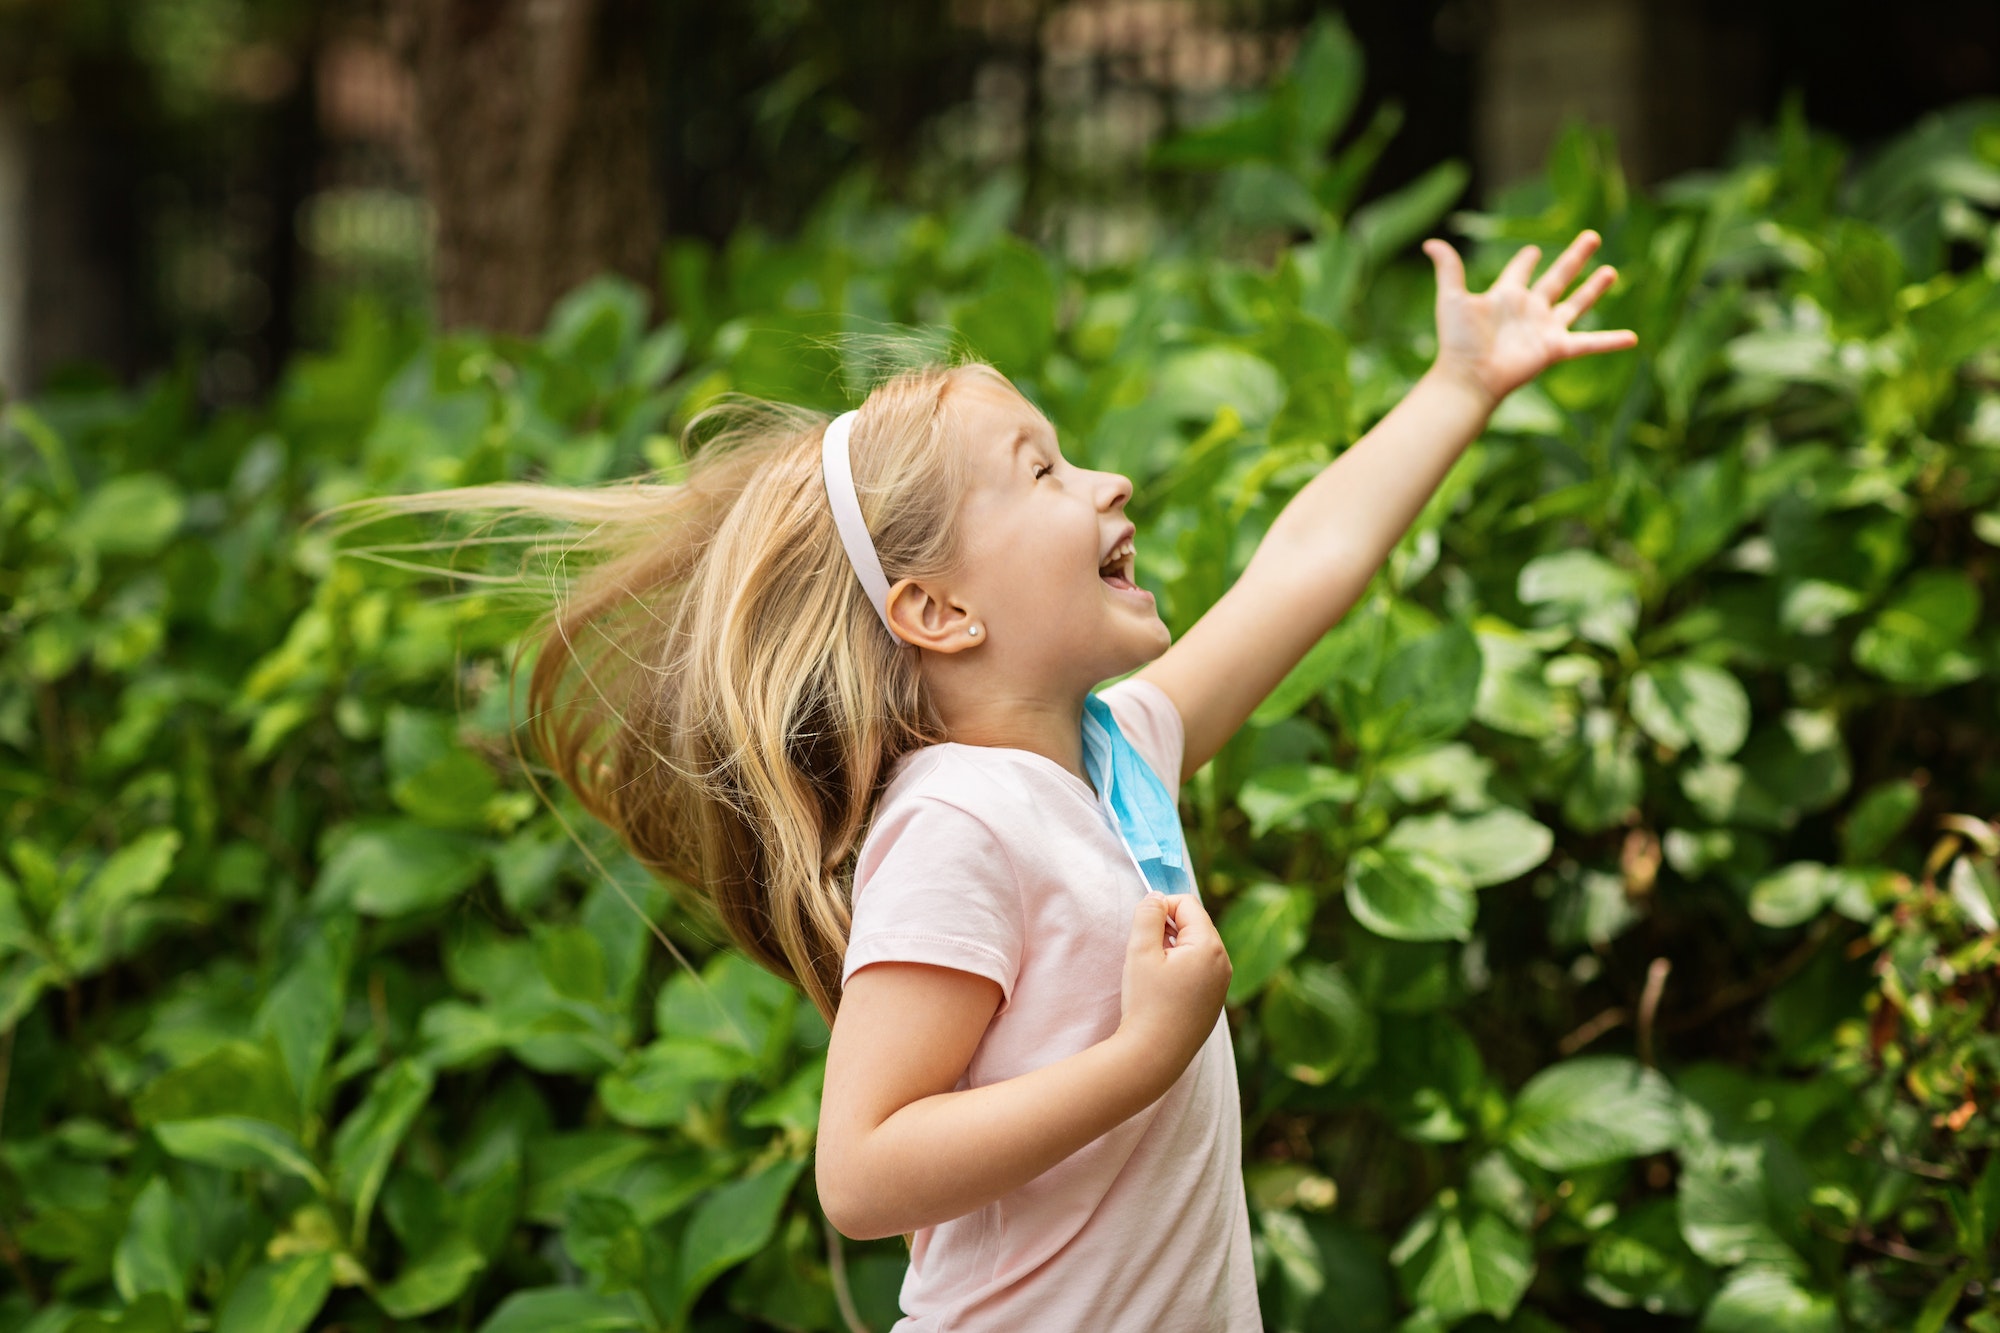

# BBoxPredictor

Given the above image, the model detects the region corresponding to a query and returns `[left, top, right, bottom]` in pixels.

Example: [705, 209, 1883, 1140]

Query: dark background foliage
[2, 0, 1997, 395]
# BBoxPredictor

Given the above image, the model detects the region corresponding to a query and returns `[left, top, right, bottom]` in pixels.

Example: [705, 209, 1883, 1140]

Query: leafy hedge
[5, 19, 2000, 1332]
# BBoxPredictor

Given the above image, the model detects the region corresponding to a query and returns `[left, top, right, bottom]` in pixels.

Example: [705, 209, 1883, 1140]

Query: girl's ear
[885, 576, 982, 654]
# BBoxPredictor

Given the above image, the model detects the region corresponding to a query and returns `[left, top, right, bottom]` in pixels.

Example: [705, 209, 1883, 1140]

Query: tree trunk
[391, 0, 660, 335]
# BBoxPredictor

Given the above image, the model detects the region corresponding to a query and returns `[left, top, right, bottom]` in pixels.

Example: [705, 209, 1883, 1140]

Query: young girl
[378, 230, 1633, 1329]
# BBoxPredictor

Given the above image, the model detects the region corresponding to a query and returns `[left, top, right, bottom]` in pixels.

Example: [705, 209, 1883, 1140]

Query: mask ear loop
[820, 410, 908, 645]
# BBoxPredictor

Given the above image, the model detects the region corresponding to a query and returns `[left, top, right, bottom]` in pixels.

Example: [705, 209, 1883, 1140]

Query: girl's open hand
[1422, 229, 1638, 406]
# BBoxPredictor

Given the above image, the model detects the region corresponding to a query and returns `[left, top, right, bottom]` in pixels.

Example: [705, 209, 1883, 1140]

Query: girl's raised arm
[1136, 229, 1637, 783]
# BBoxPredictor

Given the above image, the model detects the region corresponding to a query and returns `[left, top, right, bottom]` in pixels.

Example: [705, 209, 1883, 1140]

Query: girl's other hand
[1422, 229, 1638, 407]
[1116, 891, 1231, 1092]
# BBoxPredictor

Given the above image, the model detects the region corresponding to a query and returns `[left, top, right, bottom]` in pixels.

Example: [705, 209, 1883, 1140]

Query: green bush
[4, 19, 2000, 1331]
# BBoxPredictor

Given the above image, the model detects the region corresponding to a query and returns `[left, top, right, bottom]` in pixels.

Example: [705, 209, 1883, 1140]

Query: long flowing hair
[326, 360, 998, 1023]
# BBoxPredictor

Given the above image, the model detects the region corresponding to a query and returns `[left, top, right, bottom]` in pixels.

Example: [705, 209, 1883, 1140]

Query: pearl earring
[967, 624, 981, 637]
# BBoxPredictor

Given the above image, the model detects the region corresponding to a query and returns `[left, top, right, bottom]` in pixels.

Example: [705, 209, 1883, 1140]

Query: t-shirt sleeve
[1098, 675, 1188, 797]
[841, 794, 1025, 1011]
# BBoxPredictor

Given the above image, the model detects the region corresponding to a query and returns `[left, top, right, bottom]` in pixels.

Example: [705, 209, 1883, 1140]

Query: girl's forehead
[946, 371, 1049, 462]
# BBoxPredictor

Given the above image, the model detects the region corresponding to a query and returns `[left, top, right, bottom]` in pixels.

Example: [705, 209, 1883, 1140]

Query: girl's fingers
[1423, 239, 1467, 296]
[1496, 242, 1542, 290]
[1552, 265, 1618, 325]
[1532, 230, 1603, 304]
[1164, 891, 1217, 938]
[1128, 893, 1173, 952]
[1556, 328, 1640, 359]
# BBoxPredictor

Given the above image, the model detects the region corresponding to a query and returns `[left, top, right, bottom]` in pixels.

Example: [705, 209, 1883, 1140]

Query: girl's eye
[1033, 463, 1053, 480]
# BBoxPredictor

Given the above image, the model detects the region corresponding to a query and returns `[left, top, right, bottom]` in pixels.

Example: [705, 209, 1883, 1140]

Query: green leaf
[1350, 161, 1469, 268]
[1487, 381, 1567, 435]
[67, 473, 185, 556]
[154, 1117, 327, 1192]
[676, 1158, 806, 1320]
[0, 955, 57, 1031]
[1150, 104, 1284, 170]
[743, 1061, 826, 1135]
[1582, 1198, 1715, 1315]
[0, 868, 36, 955]
[51, 828, 181, 973]
[1853, 569, 1982, 690]
[1270, 368, 1351, 449]
[1381, 743, 1495, 811]
[1236, 765, 1360, 838]
[1391, 1201, 1534, 1323]
[332, 1059, 434, 1246]
[1698, 1266, 1840, 1333]
[1948, 856, 2000, 934]
[1288, 15, 1363, 152]
[391, 749, 501, 829]
[521, 1131, 661, 1225]
[475, 1287, 646, 1333]
[1779, 579, 1864, 634]
[599, 1039, 757, 1129]
[1747, 862, 1852, 928]
[1217, 884, 1315, 1004]
[1506, 1057, 1680, 1170]
[113, 1176, 194, 1305]
[132, 1041, 297, 1129]
[1684, 712, 1851, 831]
[1218, 162, 1326, 232]
[953, 240, 1056, 375]
[1564, 712, 1644, 833]
[493, 825, 571, 914]
[1519, 551, 1639, 649]
[315, 822, 486, 917]
[1371, 622, 1482, 752]
[941, 171, 1024, 270]
[631, 322, 687, 389]
[1912, 1269, 1969, 1333]
[1677, 1139, 1807, 1272]
[1473, 623, 1561, 738]
[1549, 869, 1646, 951]
[1155, 346, 1287, 426]
[1839, 779, 1921, 864]
[68, 1292, 181, 1333]
[536, 925, 610, 1004]
[543, 276, 647, 372]
[215, 1255, 335, 1333]
[1384, 808, 1553, 888]
[564, 1194, 650, 1294]
[656, 952, 796, 1060]
[1257, 1210, 1323, 1307]
[1249, 628, 1363, 725]
[256, 918, 354, 1112]
[1746, 711, 1851, 820]
[1261, 961, 1377, 1086]
[373, 1233, 489, 1319]
[1630, 660, 1751, 758]
[1345, 847, 1476, 942]
[1969, 1151, 2000, 1262]
[417, 999, 511, 1068]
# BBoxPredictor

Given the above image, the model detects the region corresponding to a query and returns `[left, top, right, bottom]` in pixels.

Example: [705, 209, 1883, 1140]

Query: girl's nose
[1098, 470, 1133, 510]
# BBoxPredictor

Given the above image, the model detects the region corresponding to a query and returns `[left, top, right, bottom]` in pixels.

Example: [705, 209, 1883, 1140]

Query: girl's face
[942, 371, 1171, 690]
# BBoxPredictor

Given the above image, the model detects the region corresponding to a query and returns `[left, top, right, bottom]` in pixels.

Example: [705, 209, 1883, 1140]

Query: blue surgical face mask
[1080, 693, 1196, 898]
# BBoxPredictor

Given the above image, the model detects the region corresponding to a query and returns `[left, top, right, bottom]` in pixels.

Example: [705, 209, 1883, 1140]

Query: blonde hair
[330, 360, 1005, 1024]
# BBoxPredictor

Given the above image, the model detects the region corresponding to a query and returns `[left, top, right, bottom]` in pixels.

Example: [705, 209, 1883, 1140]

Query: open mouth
[1098, 538, 1137, 591]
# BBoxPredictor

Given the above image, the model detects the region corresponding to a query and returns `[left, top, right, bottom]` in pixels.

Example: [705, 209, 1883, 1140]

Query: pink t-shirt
[839, 677, 1260, 1332]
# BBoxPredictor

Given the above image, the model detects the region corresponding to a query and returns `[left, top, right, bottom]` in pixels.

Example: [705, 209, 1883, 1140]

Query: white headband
[820, 410, 907, 645]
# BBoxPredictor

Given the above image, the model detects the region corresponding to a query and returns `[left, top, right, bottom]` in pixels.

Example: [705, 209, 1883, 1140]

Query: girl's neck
[936, 689, 1093, 791]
